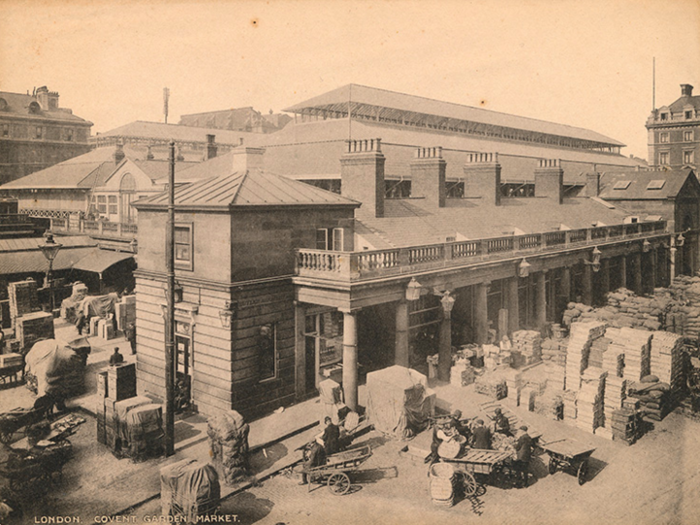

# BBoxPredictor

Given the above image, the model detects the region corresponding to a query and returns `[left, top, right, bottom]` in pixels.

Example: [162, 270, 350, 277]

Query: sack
[641, 374, 659, 383]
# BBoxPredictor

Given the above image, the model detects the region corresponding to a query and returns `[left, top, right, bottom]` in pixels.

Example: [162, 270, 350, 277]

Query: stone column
[342, 310, 359, 411]
[294, 302, 306, 401]
[395, 299, 409, 368]
[534, 271, 547, 334]
[508, 277, 520, 335]
[475, 283, 489, 345]
[561, 267, 572, 303]
[632, 252, 643, 295]
[670, 244, 677, 284]
[601, 258, 611, 298]
[620, 256, 627, 290]
[438, 297, 453, 382]
[650, 249, 658, 291]
[582, 264, 593, 305]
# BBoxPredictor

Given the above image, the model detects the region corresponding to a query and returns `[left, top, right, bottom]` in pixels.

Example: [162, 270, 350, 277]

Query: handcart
[0, 363, 24, 387]
[0, 440, 73, 492]
[303, 445, 372, 495]
[441, 449, 514, 496]
[541, 439, 596, 485]
[0, 406, 47, 444]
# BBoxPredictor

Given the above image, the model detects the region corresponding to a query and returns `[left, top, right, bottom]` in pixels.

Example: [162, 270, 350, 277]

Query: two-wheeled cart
[0, 406, 48, 445]
[0, 440, 73, 492]
[441, 449, 514, 496]
[303, 445, 372, 495]
[541, 439, 596, 486]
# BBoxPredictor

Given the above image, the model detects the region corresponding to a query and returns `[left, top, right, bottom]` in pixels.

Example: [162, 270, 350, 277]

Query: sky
[1, 0, 699, 160]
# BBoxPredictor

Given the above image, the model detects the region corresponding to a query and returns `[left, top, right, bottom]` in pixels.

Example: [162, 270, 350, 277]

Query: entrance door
[175, 334, 193, 411]
[305, 336, 317, 393]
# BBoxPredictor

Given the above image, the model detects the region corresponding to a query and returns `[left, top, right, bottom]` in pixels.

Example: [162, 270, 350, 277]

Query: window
[316, 228, 328, 250]
[659, 152, 669, 165]
[685, 130, 694, 142]
[1, 124, 8, 137]
[332, 228, 344, 251]
[66, 129, 73, 142]
[97, 195, 107, 214]
[613, 180, 632, 190]
[174, 224, 193, 270]
[646, 180, 666, 190]
[385, 180, 411, 199]
[660, 113, 668, 121]
[659, 133, 669, 143]
[686, 111, 693, 119]
[108, 195, 118, 215]
[447, 181, 465, 198]
[684, 151, 694, 165]
[258, 324, 277, 381]
[35, 126, 42, 139]
[316, 228, 344, 251]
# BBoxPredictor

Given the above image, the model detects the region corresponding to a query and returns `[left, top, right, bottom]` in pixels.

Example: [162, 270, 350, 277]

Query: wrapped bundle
[207, 411, 250, 485]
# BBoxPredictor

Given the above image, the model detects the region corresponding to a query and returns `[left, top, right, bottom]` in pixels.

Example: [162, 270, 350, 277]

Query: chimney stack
[410, 147, 446, 209]
[535, 159, 564, 204]
[231, 146, 265, 172]
[585, 172, 600, 197]
[340, 139, 385, 218]
[146, 145, 154, 160]
[206, 134, 218, 160]
[113, 141, 125, 165]
[463, 152, 501, 206]
[681, 84, 694, 97]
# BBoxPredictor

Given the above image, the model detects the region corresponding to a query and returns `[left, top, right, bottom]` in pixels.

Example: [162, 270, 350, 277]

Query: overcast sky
[2, 0, 699, 159]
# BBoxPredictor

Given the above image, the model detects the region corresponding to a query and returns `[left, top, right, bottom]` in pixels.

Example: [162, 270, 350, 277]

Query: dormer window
[29, 101, 41, 114]
[647, 180, 666, 190]
[613, 180, 631, 190]
[660, 113, 668, 121]
[686, 111, 693, 119]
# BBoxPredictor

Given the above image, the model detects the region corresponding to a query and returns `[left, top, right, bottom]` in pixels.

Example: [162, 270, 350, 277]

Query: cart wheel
[0, 429, 12, 444]
[462, 471, 478, 497]
[327, 472, 351, 495]
[548, 457, 558, 475]
[577, 460, 588, 485]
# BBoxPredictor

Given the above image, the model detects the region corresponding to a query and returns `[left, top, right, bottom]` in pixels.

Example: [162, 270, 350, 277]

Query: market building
[646, 83, 700, 169]
[0, 86, 93, 184]
[179, 106, 292, 134]
[132, 140, 675, 418]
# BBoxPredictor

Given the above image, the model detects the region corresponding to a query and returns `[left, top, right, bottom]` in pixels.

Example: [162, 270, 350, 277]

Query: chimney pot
[206, 135, 218, 160]
[463, 152, 501, 205]
[114, 141, 125, 165]
[411, 146, 446, 209]
[534, 158, 564, 204]
[681, 84, 694, 97]
[341, 138, 385, 218]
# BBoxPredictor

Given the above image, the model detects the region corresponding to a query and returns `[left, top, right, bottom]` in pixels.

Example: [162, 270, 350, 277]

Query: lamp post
[38, 232, 62, 311]
[164, 141, 176, 457]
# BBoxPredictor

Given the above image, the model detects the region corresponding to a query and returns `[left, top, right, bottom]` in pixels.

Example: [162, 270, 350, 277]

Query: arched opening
[119, 173, 136, 223]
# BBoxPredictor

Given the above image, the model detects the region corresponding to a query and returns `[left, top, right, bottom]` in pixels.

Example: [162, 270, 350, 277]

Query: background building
[646, 84, 700, 169]
[179, 107, 291, 133]
[0, 86, 93, 184]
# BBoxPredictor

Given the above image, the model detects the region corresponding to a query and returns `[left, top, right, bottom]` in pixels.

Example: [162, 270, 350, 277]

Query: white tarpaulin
[24, 339, 85, 397]
[366, 365, 435, 439]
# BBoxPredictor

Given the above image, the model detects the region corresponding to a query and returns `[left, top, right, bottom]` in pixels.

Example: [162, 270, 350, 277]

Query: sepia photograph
[0, 0, 699, 523]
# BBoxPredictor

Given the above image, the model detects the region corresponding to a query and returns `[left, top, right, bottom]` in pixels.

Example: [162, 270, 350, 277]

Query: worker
[125, 322, 137, 355]
[493, 408, 511, 436]
[299, 440, 326, 485]
[471, 419, 492, 450]
[450, 409, 470, 441]
[316, 416, 341, 456]
[0, 326, 4, 353]
[513, 425, 533, 488]
[109, 347, 124, 366]
[75, 310, 87, 336]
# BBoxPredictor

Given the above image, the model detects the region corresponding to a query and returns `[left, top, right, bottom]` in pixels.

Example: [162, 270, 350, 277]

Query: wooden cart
[441, 449, 514, 496]
[0, 363, 24, 387]
[0, 440, 73, 492]
[0, 407, 46, 445]
[304, 445, 372, 495]
[541, 439, 596, 486]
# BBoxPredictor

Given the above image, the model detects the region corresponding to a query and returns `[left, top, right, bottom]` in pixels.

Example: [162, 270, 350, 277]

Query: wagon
[441, 449, 514, 496]
[0, 440, 73, 492]
[0, 363, 24, 387]
[541, 439, 596, 485]
[0, 407, 47, 445]
[303, 445, 373, 495]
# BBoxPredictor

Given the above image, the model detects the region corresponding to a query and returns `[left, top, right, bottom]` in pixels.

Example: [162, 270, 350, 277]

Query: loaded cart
[0, 440, 73, 492]
[441, 449, 514, 496]
[541, 439, 596, 485]
[303, 445, 373, 495]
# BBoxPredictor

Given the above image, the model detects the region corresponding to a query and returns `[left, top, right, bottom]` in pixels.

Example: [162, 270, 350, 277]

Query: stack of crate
[617, 328, 652, 382]
[576, 367, 606, 433]
[15, 311, 54, 353]
[511, 330, 542, 365]
[565, 322, 605, 392]
[8, 280, 39, 322]
[602, 328, 626, 378]
[562, 389, 578, 422]
[650, 331, 685, 401]
[545, 362, 566, 392]
[610, 408, 641, 445]
[96, 363, 139, 451]
[603, 375, 627, 434]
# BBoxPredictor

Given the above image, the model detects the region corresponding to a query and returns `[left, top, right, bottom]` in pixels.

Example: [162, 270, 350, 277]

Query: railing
[296, 220, 669, 283]
[49, 217, 138, 238]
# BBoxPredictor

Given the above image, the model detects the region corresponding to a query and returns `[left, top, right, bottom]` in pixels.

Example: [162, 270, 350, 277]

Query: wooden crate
[108, 363, 137, 401]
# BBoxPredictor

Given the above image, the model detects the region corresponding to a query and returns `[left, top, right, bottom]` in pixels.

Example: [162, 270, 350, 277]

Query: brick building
[0, 86, 93, 184]
[646, 84, 700, 169]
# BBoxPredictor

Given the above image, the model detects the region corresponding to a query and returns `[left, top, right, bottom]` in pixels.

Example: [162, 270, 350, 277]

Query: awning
[0, 247, 95, 275]
[72, 249, 135, 274]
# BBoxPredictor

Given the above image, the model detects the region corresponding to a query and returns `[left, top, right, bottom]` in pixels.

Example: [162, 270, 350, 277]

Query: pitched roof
[598, 169, 696, 200]
[137, 151, 359, 208]
[97, 120, 262, 145]
[0, 90, 91, 124]
[0, 235, 98, 275]
[130, 160, 198, 182]
[668, 95, 700, 112]
[356, 196, 636, 249]
[283, 84, 625, 147]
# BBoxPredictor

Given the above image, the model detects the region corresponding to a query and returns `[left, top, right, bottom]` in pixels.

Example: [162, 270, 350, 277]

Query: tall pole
[652, 57, 656, 110]
[164, 141, 176, 456]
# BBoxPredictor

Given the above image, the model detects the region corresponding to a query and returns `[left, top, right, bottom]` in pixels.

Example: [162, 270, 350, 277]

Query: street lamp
[38, 232, 62, 311]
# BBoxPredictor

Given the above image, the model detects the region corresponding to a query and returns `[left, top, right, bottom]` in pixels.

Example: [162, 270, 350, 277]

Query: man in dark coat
[109, 347, 124, 366]
[125, 322, 137, 355]
[318, 416, 340, 456]
[300, 441, 326, 485]
[471, 419, 492, 450]
[493, 408, 511, 436]
[513, 425, 533, 488]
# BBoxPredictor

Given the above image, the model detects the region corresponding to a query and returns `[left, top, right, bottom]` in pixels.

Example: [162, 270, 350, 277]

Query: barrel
[438, 435, 465, 459]
[429, 462, 455, 506]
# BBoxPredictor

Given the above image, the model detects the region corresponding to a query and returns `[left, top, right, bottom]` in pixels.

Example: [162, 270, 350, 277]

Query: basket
[429, 462, 455, 506]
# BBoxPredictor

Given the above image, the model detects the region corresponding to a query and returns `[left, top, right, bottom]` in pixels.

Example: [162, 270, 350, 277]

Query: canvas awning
[0, 247, 95, 275]
[72, 249, 135, 274]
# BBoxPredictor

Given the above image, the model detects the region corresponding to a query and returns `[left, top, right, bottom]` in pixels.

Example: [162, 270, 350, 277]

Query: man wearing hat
[493, 408, 511, 436]
[471, 419, 492, 450]
[450, 410, 470, 440]
[513, 425, 533, 488]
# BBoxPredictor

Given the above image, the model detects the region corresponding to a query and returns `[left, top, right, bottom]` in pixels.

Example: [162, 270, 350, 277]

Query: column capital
[337, 307, 362, 315]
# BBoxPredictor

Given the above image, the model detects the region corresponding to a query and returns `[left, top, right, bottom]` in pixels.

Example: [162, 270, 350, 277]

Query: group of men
[429, 407, 533, 488]
[299, 416, 341, 485]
